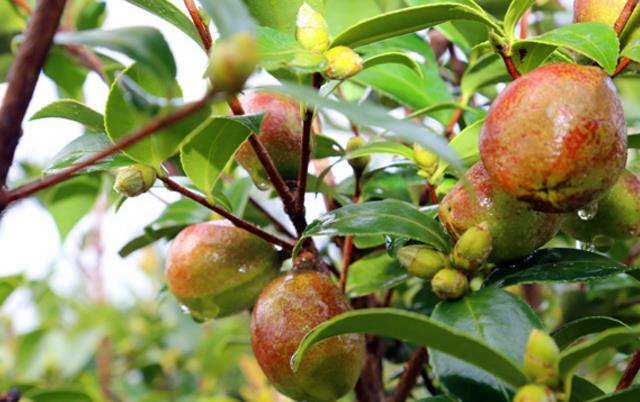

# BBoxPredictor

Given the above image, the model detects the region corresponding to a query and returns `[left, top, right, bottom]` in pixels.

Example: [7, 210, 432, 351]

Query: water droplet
[238, 265, 247, 274]
[576, 240, 595, 252]
[577, 201, 598, 221]
[179, 304, 191, 315]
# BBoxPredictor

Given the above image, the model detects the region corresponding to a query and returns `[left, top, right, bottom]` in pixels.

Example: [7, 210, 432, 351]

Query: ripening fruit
[251, 271, 365, 402]
[562, 170, 640, 241]
[574, 0, 627, 27]
[113, 164, 156, 197]
[513, 384, 556, 402]
[523, 329, 560, 387]
[234, 92, 304, 189]
[325, 46, 363, 79]
[206, 32, 258, 94]
[451, 222, 493, 272]
[431, 268, 469, 300]
[346, 136, 370, 173]
[480, 63, 627, 213]
[397, 245, 450, 279]
[439, 163, 563, 262]
[165, 221, 280, 321]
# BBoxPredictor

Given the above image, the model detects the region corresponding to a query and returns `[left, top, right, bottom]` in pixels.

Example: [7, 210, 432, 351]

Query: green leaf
[362, 51, 422, 77]
[485, 248, 636, 287]
[0, 274, 23, 306]
[628, 133, 640, 149]
[345, 141, 413, 161]
[180, 116, 258, 198]
[570, 377, 605, 402]
[514, 23, 619, 74]
[200, 0, 255, 38]
[503, 0, 536, 43]
[331, 2, 501, 49]
[31, 99, 105, 133]
[313, 134, 343, 158]
[292, 308, 529, 389]
[45, 133, 133, 174]
[43, 47, 88, 100]
[585, 386, 640, 402]
[461, 53, 508, 101]
[345, 250, 409, 297]
[621, 35, 640, 65]
[24, 389, 92, 402]
[123, 0, 202, 46]
[256, 26, 326, 72]
[435, 119, 483, 178]
[55, 26, 177, 78]
[431, 287, 542, 402]
[552, 316, 628, 349]
[298, 200, 451, 254]
[244, 0, 323, 35]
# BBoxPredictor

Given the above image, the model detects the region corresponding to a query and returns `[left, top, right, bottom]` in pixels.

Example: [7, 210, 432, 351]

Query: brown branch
[617, 349, 640, 390]
[160, 176, 295, 252]
[183, 0, 212, 51]
[11, 0, 31, 14]
[0, 0, 67, 193]
[615, 0, 639, 35]
[248, 197, 296, 239]
[520, 9, 530, 39]
[3, 91, 216, 207]
[612, 57, 633, 78]
[392, 347, 429, 402]
[445, 106, 463, 139]
[499, 51, 521, 80]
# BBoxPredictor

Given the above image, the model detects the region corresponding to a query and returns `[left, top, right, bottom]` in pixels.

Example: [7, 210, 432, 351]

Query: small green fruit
[431, 268, 469, 300]
[325, 46, 363, 79]
[514, 384, 556, 402]
[113, 164, 156, 197]
[346, 136, 370, 173]
[296, 3, 330, 53]
[397, 245, 450, 279]
[523, 329, 560, 387]
[206, 32, 258, 94]
[413, 143, 439, 178]
[451, 222, 493, 272]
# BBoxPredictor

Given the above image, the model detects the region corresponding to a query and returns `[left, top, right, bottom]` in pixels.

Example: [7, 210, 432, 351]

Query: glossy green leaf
[585, 386, 640, 402]
[180, 116, 258, 198]
[298, 200, 451, 254]
[503, 0, 536, 43]
[431, 287, 542, 402]
[43, 47, 88, 100]
[55, 26, 176, 78]
[621, 35, 640, 64]
[570, 376, 605, 402]
[292, 308, 529, 389]
[124, 0, 202, 46]
[362, 51, 422, 77]
[345, 250, 409, 297]
[461, 53, 508, 101]
[31, 99, 105, 133]
[552, 316, 628, 349]
[256, 26, 326, 72]
[345, 141, 413, 161]
[200, 0, 255, 38]
[24, 389, 92, 402]
[313, 134, 343, 158]
[331, 2, 501, 49]
[244, 0, 323, 35]
[45, 133, 132, 174]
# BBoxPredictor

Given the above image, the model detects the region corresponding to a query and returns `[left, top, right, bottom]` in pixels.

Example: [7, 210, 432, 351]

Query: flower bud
[413, 143, 439, 178]
[451, 222, 493, 272]
[324, 46, 363, 80]
[346, 136, 370, 173]
[114, 164, 156, 197]
[514, 385, 556, 402]
[523, 329, 560, 387]
[397, 245, 450, 279]
[431, 268, 469, 300]
[296, 3, 330, 53]
[206, 32, 258, 94]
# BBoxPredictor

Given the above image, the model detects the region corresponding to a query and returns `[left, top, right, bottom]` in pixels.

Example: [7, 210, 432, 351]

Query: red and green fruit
[574, 0, 627, 26]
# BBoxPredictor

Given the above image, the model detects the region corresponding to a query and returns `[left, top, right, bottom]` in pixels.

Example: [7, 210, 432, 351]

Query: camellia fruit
[431, 268, 469, 300]
[480, 63, 627, 213]
[397, 245, 450, 279]
[113, 164, 156, 197]
[523, 329, 560, 386]
[165, 220, 280, 321]
[439, 163, 563, 262]
[562, 169, 640, 241]
[514, 384, 556, 402]
[234, 92, 305, 189]
[251, 271, 365, 402]
[451, 222, 493, 272]
[574, 0, 627, 27]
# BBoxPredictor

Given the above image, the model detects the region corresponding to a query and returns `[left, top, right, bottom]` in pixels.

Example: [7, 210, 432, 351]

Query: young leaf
[503, 0, 536, 43]
[345, 250, 409, 297]
[31, 99, 105, 133]
[552, 316, 628, 350]
[362, 51, 423, 77]
[256, 26, 326, 72]
[244, 0, 324, 35]
[345, 141, 413, 161]
[123, 0, 202, 47]
[199, 0, 255, 39]
[45, 133, 132, 174]
[585, 385, 640, 402]
[291, 308, 529, 389]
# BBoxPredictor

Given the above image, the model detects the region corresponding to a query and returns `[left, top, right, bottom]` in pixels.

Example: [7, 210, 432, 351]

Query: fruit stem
[183, 0, 213, 51]
[391, 347, 430, 402]
[612, 57, 632, 78]
[614, 0, 639, 35]
[159, 176, 295, 252]
[616, 349, 640, 390]
[500, 52, 522, 79]
[1, 90, 218, 210]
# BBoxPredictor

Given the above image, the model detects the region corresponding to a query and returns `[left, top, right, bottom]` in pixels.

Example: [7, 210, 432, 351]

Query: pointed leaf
[123, 0, 202, 46]
[31, 100, 105, 133]
[552, 316, 628, 349]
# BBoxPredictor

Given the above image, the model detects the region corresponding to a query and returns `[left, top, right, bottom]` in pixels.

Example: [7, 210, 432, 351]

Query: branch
[3, 91, 216, 207]
[615, 0, 639, 35]
[520, 9, 530, 39]
[612, 57, 632, 78]
[0, 0, 67, 191]
[248, 197, 296, 239]
[183, 0, 213, 51]
[11, 0, 31, 14]
[391, 347, 429, 402]
[159, 176, 295, 252]
[617, 349, 640, 391]
[499, 51, 521, 80]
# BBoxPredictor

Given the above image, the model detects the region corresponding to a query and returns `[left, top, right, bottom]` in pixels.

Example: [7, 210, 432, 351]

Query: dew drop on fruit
[577, 201, 598, 221]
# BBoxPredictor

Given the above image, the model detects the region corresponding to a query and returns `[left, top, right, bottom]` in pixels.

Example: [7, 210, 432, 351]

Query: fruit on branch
[165, 220, 280, 321]
[346, 136, 370, 173]
[574, 0, 627, 27]
[397, 245, 450, 279]
[431, 268, 469, 300]
[251, 270, 365, 402]
[523, 329, 560, 387]
[451, 222, 493, 272]
[324, 46, 363, 80]
[439, 163, 563, 262]
[513, 384, 556, 402]
[206, 32, 258, 94]
[480, 63, 627, 213]
[562, 169, 640, 241]
[113, 164, 156, 197]
[413, 143, 439, 180]
[234, 92, 305, 188]
[296, 3, 330, 53]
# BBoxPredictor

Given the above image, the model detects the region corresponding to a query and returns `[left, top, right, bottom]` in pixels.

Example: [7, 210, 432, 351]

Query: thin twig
[183, 0, 213, 51]
[339, 171, 362, 292]
[615, 0, 639, 35]
[499, 51, 521, 80]
[392, 347, 429, 402]
[612, 57, 632, 78]
[159, 176, 295, 252]
[248, 197, 296, 239]
[11, 0, 31, 14]
[3, 91, 216, 207]
[616, 349, 640, 390]
[520, 9, 530, 39]
[444, 106, 463, 139]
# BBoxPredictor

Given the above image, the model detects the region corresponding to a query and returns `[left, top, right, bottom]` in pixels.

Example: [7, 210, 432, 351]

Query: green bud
[114, 164, 156, 197]
[397, 245, 450, 279]
[413, 144, 439, 178]
[346, 136, 370, 173]
[469, 275, 484, 292]
[296, 3, 330, 53]
[325, 46, 363, 79]
[513, 384, 556, 402]
[431, 268, 469, 300]
[523, 329, 560, 387]
[451, 222, 493, 272]
[206, 32, 258, 94]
